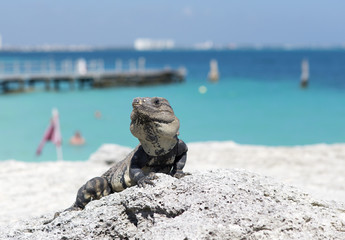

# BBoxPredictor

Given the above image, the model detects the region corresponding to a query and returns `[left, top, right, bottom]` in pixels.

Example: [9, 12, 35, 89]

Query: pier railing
[0, 58, 140, 76]
[0, 58, 186, 93]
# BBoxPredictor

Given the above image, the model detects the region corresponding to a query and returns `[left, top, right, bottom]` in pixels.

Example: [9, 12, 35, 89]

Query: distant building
[134, 38, 175, 51]
[194, 41, 214, 50]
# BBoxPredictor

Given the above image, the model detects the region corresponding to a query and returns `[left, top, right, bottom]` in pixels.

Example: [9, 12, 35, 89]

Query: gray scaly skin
[45, 97, 188, 224]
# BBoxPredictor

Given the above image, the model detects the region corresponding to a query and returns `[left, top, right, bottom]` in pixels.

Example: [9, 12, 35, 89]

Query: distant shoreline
[1, 45, 345, 53]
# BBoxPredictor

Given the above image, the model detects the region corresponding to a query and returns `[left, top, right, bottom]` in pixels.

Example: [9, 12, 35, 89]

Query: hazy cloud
[182, 6, 193, 17]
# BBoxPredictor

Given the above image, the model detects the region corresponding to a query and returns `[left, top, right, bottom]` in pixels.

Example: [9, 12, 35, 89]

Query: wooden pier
[0, 69, 185, 94]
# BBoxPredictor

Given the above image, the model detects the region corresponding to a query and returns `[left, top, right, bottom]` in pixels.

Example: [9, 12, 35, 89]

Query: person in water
[69, 131, 85, 146]
[94, 110, 102, 119]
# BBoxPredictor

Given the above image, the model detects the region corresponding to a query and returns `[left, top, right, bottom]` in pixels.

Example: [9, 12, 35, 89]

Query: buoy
[208, 59, 219, 82]
[199, 85, 207, 94]
[300, 59, 309, 88]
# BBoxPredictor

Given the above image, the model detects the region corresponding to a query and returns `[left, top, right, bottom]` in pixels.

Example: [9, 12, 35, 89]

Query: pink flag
[36, 109, 62, 156]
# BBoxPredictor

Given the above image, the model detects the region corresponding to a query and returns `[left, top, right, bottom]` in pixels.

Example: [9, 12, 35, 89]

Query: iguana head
[130, 97, 180, 156]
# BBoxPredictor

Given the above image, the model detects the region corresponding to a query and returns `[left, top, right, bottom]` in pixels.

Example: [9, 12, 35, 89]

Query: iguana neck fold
[136, 119, 179, 156]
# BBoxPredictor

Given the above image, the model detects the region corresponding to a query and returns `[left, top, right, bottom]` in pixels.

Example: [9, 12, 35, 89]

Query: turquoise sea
[1, 49, 345, 162]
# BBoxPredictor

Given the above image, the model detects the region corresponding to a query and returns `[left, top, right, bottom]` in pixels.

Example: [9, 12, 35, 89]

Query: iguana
[45, 97, 188, 223]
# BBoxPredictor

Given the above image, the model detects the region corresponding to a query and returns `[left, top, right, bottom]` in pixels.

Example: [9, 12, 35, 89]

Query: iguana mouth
[132, 98, 142, 107]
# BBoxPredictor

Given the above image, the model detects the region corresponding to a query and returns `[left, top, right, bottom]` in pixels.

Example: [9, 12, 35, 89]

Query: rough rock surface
[1, 170, 345, 240]
[88, 144, 132, 165]
[186, 141, 345, 203]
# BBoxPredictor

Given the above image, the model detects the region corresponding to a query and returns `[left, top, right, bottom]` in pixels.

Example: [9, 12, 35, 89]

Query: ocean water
[0, 49, 345, 162]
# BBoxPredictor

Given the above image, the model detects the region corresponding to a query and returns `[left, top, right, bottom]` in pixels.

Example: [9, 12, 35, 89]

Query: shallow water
[0, 49, 344, 161]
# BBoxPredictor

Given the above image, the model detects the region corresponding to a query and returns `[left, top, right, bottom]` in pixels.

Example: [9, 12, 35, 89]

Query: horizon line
[1, 43, 345, 52]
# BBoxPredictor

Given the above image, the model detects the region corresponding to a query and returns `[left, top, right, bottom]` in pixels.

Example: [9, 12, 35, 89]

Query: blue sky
[0, 0, 344, 47]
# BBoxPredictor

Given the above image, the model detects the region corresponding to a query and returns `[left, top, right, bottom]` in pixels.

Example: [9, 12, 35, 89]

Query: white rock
[88, 144, 133, 165]
[1, 170, 344, 239]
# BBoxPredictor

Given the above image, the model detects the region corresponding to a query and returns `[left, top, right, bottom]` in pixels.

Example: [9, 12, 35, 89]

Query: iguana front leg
[171, 140, 189, 179]
[171, 152, 189, 179]
[130, 159, 157, 187]
[129, 147, 156, 187]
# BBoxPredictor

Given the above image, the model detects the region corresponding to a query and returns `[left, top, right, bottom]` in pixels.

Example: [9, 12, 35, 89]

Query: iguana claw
[137, 173, 158, 187]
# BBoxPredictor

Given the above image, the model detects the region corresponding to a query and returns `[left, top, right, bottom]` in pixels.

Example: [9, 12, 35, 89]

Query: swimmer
[69, 131, 85, 146]
[94, 110, 102, 119]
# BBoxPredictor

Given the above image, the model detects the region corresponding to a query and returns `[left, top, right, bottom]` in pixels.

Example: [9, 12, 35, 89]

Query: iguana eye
[154, 98, 160, 105]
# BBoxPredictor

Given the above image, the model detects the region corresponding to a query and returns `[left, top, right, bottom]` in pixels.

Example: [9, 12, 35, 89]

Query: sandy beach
[1, 141, 345, 227]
